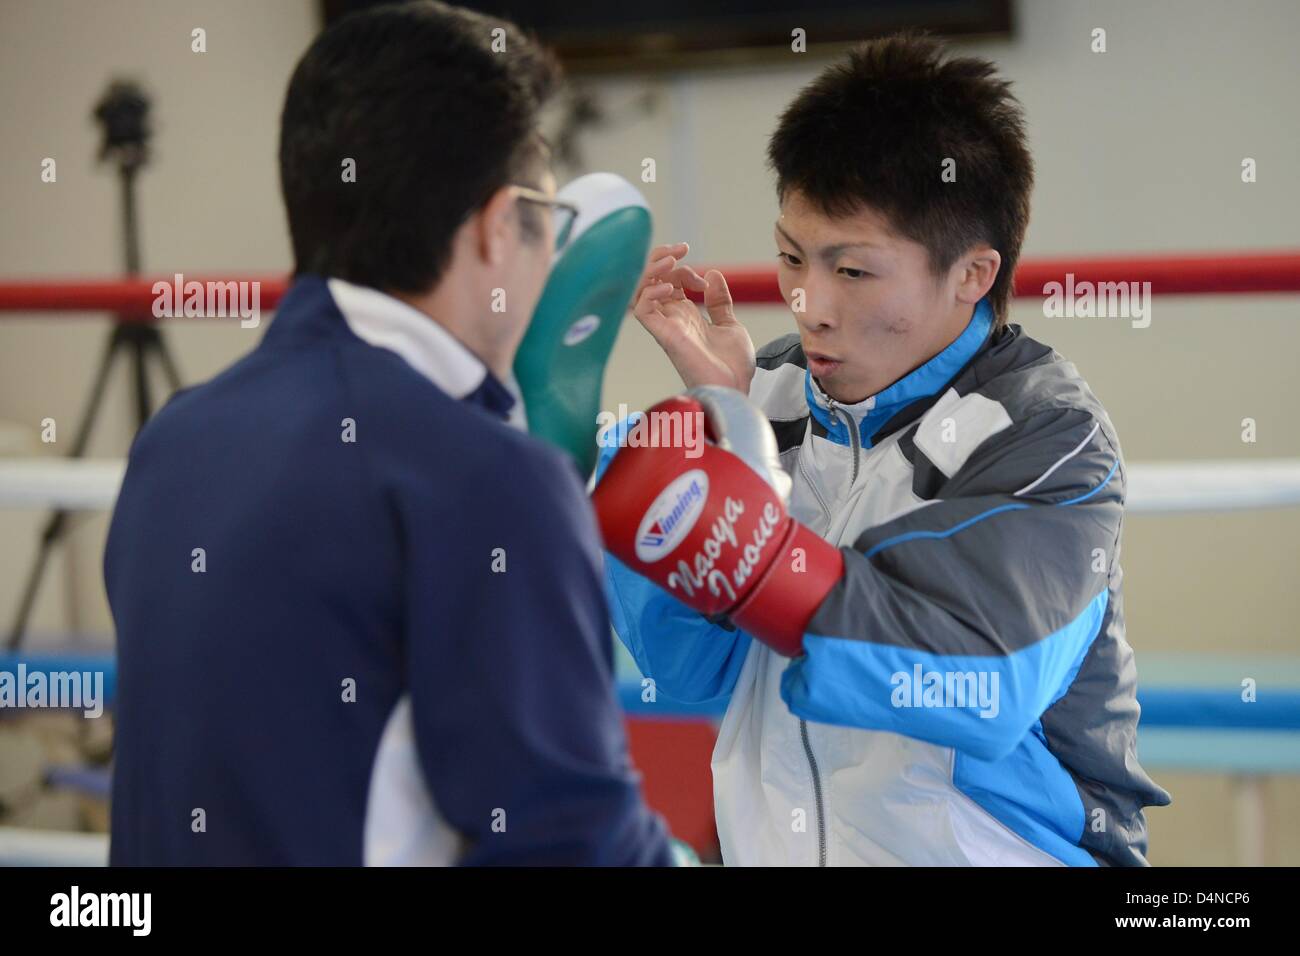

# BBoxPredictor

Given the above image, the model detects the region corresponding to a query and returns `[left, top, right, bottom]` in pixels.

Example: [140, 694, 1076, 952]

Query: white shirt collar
[327, 277, 488, 399]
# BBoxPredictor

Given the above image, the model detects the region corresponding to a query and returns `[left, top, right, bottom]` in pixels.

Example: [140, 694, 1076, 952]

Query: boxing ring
[1, 249, 1298, 865]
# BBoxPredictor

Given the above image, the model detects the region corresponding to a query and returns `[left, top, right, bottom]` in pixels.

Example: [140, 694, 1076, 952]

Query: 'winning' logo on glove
[634, 471, 709, 562]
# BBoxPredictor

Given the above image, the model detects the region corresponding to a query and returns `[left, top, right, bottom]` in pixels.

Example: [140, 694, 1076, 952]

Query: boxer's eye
[839, 267, 869, 279]
[777, 252, 802, 267]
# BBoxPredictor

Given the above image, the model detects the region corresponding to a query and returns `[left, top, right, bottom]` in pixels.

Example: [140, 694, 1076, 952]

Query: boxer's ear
[953, 245, 1002, 306]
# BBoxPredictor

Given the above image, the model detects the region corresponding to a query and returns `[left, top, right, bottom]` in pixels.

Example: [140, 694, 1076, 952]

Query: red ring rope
[0, 251, 1296, 318]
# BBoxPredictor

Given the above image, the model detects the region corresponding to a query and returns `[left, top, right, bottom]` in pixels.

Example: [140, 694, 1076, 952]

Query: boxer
[593, 32, 1170, 867]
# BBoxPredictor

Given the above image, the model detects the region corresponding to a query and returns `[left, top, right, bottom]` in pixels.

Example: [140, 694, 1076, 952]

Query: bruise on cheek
[883, 313, 914, 335]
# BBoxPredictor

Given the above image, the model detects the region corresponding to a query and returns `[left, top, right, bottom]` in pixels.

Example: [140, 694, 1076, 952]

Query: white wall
[0, 0, 315, 641]
[1, 0, 1297, 863]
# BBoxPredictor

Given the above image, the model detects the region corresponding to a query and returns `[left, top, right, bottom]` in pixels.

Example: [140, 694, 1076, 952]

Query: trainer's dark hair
[279, 1, 561, 293]
[767, 32, 1033, 326]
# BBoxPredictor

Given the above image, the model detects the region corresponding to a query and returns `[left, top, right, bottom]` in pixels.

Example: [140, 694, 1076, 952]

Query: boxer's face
[774, 189, 987, 406]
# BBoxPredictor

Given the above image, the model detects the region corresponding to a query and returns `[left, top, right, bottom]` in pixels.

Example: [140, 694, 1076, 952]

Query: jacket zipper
[827, 399, 862, 484]
[799, 719, 828, 866]
[793, 398, 861, 867]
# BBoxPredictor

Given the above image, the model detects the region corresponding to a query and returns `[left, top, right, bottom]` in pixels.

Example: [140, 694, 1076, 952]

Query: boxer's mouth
[806, 351, 841, 376]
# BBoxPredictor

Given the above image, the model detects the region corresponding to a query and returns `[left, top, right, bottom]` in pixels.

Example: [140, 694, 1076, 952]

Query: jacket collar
[804, 298, 994, 448]
[328, 278, 522, 424]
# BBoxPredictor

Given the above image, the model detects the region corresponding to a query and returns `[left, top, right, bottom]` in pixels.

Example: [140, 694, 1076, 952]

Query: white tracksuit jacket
[597, 299, 1170, 866]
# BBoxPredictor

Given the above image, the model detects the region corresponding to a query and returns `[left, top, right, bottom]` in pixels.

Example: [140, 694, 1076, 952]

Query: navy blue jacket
[105, 276, 671, 865]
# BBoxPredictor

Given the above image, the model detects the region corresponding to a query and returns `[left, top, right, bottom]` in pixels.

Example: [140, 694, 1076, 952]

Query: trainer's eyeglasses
[511, 185, 579, 252]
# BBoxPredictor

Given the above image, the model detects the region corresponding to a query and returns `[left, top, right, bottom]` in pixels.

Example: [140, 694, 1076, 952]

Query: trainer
[104, 1, 672, 865]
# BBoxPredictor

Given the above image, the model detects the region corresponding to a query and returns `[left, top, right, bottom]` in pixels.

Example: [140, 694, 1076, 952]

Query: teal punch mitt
[514, 173, 651, 477]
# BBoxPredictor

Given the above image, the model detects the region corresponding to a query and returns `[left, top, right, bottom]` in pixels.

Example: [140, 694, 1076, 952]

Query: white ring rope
[1, 457, 1299, 515]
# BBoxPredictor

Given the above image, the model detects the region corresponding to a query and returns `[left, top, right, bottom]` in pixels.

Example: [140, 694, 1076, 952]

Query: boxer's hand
[632, 242, 756, 394]
[592, 387, 842, 656]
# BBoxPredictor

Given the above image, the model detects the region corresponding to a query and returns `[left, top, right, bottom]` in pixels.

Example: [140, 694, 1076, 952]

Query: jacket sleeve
[596, 415, 752, 705]
[407, 442, 673, 865]
[782, 404, 1124, 762]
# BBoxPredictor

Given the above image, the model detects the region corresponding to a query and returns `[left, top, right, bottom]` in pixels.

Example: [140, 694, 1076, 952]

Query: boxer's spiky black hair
[279, 1, 561, 293]
[767, 32, 1034, 326]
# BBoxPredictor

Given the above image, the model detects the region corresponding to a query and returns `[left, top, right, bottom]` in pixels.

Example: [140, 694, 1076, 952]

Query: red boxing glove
[592, 386, 843, 657]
